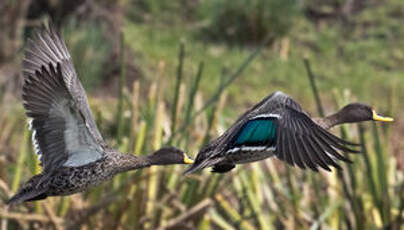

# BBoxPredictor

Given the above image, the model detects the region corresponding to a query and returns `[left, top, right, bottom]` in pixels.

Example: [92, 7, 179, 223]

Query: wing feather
[287, 132, 303, 168]
[282, 128, 295, 166]
[22, 24, 106, 173]
[303, 136, 332, 171]
[274, 104, 357, 171]
[298, 136, 318, 171]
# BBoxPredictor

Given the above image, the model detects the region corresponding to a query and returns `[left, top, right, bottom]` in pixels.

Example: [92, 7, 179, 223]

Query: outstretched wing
[271, 95, 359, 171]
[221, 91, 304, 154]
[228, 91, 358, 171]
[184, 92, 293, 174]
[22, 24, 106, 173]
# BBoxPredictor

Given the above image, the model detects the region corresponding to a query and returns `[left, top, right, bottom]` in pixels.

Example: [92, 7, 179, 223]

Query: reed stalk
[372, 122, 391, 224]
[239, 171, 271, 230]
[172, 36, 273, 139]
[134, 121, 147, 155]
[169, 42, 185, 144]
[303, 57, 326, 221]
[209, 209, 235, 230]
[303, 58, 324, 116]
[333, 91, 364, 229]
[198, 214, 211, 230]
[11, 125, 29, 194]
[358, 124, 384, 226]
[215, 194, 255, 230]
[130, 80, 140, 151]
[145, 101, 164, 228]
[183, 61, 204, 146]
[116, 31, 127, 145]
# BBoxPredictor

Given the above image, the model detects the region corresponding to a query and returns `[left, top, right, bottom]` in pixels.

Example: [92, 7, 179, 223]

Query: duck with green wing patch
[184, 91, 393, 174]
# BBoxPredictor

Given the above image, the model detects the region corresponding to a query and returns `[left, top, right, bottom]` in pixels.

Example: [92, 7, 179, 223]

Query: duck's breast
[227, 148, 276, 164]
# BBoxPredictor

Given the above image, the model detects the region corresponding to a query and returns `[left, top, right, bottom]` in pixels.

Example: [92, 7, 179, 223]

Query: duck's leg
[211, 163, 235, 173]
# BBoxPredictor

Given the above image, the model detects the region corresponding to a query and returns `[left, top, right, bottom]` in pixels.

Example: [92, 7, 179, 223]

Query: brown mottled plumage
[7, 24, 193, 205]
[8, 147, 190, 204]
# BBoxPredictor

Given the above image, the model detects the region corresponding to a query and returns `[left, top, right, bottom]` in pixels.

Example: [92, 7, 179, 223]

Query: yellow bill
[183, 153, 194, 164]
[372, 110, 394, 122]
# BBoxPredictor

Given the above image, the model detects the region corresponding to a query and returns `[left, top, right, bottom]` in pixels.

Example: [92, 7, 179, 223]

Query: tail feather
[7, 190, 47, 205]
[183, 163, 204, 175]
[6, 174, 48, 205]
[183, 157, 223, 175]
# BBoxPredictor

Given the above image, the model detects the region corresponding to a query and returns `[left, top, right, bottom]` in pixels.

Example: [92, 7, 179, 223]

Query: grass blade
[169, 42, 185, 144]
[303, 57, 324, 116]
[116, 31, 127, 145]
[11, 125, 29, 194]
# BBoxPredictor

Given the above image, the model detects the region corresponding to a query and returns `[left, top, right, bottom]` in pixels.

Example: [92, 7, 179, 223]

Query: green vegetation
[197, 0, 300, 44]
[123, 0, 404, 113]
[63, 20, 112, 91]
[0, 0, 403, 229]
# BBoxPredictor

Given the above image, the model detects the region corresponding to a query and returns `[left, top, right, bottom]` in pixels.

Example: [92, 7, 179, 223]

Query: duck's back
[48, 157, 116, 196]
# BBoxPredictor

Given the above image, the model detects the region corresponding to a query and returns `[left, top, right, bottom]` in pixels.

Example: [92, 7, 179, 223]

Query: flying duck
[184, 91, 393, 174]
[7, 25, 194, 205]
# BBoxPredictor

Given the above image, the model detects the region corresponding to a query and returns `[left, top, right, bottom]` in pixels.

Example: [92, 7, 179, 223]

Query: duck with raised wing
[7, 25, 193, 205]
[184, 91, 393, 174]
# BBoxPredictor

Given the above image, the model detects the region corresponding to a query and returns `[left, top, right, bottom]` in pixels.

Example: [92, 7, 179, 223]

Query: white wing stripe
[227, 146, 276, 153]
[31, 130, 42, 156]
[252, 114, 281, 119]
[28, 118, 33, 130]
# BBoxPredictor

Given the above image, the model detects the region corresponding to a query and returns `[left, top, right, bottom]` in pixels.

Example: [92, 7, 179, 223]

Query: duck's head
[149, 146, 194, 165]
[336, 103, 394, 123]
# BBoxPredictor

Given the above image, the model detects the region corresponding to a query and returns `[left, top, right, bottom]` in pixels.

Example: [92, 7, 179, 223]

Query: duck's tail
[183, 162, 204, 175]
[183, 157, 223, 175]
[6, 174, 48, 206]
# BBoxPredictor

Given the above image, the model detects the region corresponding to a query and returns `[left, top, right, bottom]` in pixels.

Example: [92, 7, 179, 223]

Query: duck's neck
[112, 153, 152, 174]
[111, 152, 172, 174]
[313, 112, 344, 130]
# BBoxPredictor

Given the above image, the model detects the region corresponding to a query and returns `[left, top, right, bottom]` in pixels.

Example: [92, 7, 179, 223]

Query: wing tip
[183, 164, 199, 175]
[183, 156, 219, 175]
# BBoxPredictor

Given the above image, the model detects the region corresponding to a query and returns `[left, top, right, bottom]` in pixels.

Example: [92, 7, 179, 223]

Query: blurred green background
[0, 0, 402, 229]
